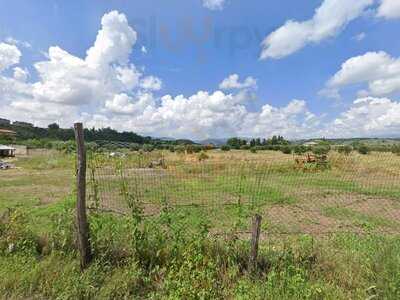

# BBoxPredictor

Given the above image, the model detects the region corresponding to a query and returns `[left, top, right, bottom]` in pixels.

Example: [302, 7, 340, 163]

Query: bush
[221, 145, 231, 151]
[198, 152, 209, 162]
[357, 145, 370, 155]
[250, 148, 257, 153]
[142, 144, 154, 152]
[337, 145, 352, 155]
[202, 144, 215, 151]
[175, 145, 186, 153]
[184, 145, 201, 154]
[281, 146, 292, 154]
[128, 143, 141, 151]
[312, 146, 330, 156]
[294, 145, 308, 155]
[391, 145, 400, 156]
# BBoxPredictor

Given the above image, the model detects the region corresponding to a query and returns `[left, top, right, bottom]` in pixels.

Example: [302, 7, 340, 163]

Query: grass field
[1, 149, 400, 299]
[89, 149, 400, 235]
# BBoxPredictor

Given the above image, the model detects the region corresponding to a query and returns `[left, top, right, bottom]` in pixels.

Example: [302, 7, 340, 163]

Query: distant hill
[195, 138, 228, 146]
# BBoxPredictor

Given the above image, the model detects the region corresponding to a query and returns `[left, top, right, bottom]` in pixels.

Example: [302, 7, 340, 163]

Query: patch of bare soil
[263, 205, 349, 235]
[263, 192, 400, 234]
[347, 197, 400, 223]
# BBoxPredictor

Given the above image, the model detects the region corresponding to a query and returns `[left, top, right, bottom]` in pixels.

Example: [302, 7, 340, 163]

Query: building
[302, 141, 318, 146]
[0, 118, 10, 126]
[0, 145, 16, 157]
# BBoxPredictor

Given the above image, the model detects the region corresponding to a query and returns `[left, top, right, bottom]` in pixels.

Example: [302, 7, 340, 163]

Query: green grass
[323, 206, 398, 230]
[1, 201, 400, 299]
[2, 150, 400, 298]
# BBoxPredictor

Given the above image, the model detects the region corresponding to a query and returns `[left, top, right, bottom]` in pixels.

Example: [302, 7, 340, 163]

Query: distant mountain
[195, 138, 228, 146]
[154, 137, 176, 141]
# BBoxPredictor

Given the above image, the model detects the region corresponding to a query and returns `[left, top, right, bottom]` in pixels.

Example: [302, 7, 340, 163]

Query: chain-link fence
[87, 150, 400, 237]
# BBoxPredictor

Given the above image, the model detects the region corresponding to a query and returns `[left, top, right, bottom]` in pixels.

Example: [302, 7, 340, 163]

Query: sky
[0, 0, 400, 140]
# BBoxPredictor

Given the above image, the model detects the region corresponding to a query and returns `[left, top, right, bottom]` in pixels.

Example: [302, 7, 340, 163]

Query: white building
[0, 145, 16, 157]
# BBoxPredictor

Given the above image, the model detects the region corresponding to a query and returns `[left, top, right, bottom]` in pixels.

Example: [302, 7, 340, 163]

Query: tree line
[0, 122, 196, 147]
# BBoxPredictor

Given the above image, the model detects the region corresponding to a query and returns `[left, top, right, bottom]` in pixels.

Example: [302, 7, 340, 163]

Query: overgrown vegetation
[1, 199, 399, 299]
[1, 149, 400, 298]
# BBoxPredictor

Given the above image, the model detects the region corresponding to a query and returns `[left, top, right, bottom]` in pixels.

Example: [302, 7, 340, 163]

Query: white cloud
[141, 46, 147, 54]
[219, 74, 257, 90]
[240, 100, 321, 138]
[3, 10, 400, 140]
[330, 97, 400, 137]
[0, 11, 153, 124]
[353, 32, 366, 41]
[0, 43, 21, 72]
[318, 88, 341, 100]
[327, 51, 400, 97]
[203, 0, 225, 10]
[260, 0, 374, 60]
[89, 90, 321, 140]
[5, 37, 32, 49]
[377, 0, 400, 19]
[13, 67, 29, 82]
[105, 92, 155, 115]
[140, 76, 163, 91]
[86, 10, 137, 67]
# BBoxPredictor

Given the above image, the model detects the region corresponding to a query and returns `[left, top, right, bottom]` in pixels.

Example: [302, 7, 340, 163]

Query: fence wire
[87, 150, 400, 236]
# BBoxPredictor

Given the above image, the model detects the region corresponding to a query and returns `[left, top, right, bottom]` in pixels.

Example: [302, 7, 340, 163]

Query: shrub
[281, 146, 292, 154]
[294, 145, 308, 155]
[198, 152, 209, 162]
[202, 144, 215, 151]
[312, 146, 330, 156]
[391, 145, 400, 156]
[337, 145, 352, 155]
[175, 145, 186, 153]
[357, 144, 370, 155]
[128, 143, 141, 151]
[142, 144, 154, 152]
[221, 145, 231, 151]
[185, 145, 202, 154]
[250, 148, 257, 153]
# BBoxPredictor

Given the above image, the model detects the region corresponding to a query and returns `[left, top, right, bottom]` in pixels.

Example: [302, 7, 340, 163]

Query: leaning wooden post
[74, 122, 92, 270]
[248, 214, 262, 273]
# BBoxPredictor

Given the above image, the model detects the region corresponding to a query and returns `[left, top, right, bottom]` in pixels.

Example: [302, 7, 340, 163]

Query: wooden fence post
[248, 214, 262, 273]
[74, 122, 92, 270]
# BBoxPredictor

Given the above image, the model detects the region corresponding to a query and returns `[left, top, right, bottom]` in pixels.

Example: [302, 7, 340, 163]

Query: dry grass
[1, 149, 400, 235]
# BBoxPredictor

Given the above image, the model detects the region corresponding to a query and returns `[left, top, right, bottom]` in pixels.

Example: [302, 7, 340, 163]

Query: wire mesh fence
[87, 150, 400, 237]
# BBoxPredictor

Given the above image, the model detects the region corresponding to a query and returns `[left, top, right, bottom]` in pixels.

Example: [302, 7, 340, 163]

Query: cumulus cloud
[203, 0, 225, 10]
[5, 37, 32, 49]
[105, 92, 155, 115]
[260, 0, 374, 60]
[86, 10, 137, 67]
[219, 74, 257, 90]
[2, 10, 400, 140]
[13, 67, 29, 82]
[327, 51, 400, 97]
[85, 91, 321, 140]
[330, 97, 400, 137]
[140, 76, 163, 91]
[0, 11, 149, 124]
[377, 0, 400, 19]
[0, 43, 21, 71]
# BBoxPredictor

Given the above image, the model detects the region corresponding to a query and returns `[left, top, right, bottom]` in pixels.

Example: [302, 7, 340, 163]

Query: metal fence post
[74, 122, 92, 270]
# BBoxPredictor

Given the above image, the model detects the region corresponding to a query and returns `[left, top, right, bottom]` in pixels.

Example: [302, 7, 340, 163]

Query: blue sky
[0, 0, 400, 139]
